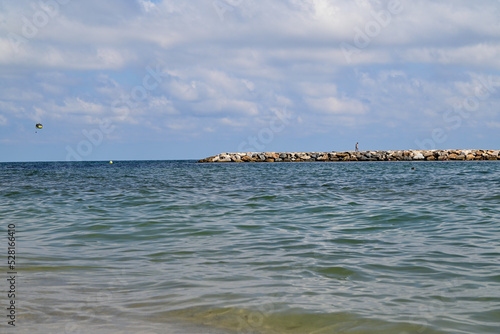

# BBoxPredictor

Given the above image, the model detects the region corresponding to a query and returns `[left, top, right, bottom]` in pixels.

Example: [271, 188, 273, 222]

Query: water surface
[1, 160, 499, 333]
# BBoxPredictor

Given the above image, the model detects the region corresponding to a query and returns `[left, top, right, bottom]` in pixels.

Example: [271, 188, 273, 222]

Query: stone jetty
[197, 149, 500, 163]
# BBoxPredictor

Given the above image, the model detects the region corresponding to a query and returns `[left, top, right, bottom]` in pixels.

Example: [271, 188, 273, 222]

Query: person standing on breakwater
[355, 142, 359, 152]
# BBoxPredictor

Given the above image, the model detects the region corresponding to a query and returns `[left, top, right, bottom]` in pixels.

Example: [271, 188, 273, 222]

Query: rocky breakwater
[197, 149, 500, 163]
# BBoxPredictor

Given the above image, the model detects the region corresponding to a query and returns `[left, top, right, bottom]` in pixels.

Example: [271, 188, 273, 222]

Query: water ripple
[1, 161, 499, 333]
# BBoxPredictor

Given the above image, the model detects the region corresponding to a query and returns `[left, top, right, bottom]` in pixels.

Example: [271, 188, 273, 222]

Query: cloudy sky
[1, 0, 499, 161]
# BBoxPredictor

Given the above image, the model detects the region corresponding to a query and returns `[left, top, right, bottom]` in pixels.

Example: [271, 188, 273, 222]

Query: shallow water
[1, 160, 499, 333]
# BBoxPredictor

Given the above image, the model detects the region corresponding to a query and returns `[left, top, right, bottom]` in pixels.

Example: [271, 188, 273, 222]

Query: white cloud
[0, 0, 499, 159]
[192, 99, 259, 118]
[487, 121, 500, 129]
[168, 80, 200, 101]
[306, 97, 368, 115]
[0, 114, 7, 126]
[402, 44, 500, 69]
[139, 0, 156, 13]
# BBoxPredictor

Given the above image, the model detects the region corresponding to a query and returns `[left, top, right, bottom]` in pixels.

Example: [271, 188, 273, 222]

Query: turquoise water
[1, 160, 499, 334]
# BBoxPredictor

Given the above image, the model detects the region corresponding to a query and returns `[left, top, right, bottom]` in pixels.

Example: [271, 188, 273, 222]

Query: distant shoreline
[198, 149, 500, 163]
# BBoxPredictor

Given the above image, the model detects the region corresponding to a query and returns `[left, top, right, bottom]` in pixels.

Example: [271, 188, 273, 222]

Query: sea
[1, 160, 499, 334]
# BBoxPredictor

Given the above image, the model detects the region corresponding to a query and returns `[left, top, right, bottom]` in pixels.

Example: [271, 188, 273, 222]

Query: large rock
[265, 152, 279, 159]
[219, 155, 232, 162]
[317, 154, 329, 161]
[413, 153, 425, 160]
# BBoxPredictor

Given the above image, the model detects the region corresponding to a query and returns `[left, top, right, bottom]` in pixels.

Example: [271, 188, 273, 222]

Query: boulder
[265, 152, 279, 159]
[413, 153, 425, 160]
[201, 155, 217, 163]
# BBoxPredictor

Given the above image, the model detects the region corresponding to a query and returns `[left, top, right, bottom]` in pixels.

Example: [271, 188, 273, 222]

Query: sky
[0, 0, 500, 162]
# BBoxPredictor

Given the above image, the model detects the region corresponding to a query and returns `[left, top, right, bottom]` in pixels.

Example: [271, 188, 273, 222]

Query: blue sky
[1, 0, 499, 162]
